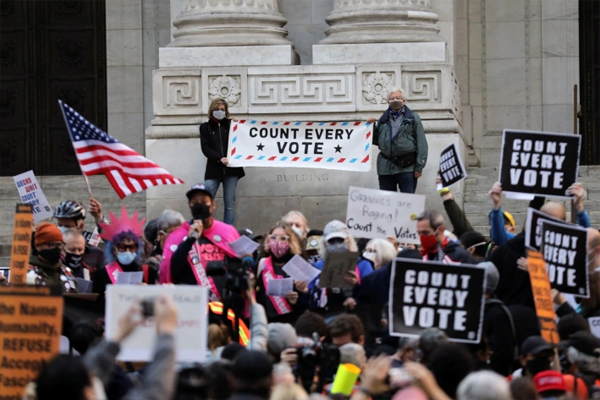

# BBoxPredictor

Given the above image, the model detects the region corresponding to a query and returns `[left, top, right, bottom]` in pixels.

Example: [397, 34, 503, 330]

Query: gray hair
[339, 343, 366, 368]
[417, 210, 445, 230]
[388, 87, 405, 100]
[157, 209, 185, 233]
[457, 371, 511, 400]
[567, 346, 600, 375]
[365, 238, 398, 268]
[418, 328, 449, 362]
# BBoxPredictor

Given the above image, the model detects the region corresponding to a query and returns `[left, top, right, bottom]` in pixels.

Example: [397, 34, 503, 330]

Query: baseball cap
[231, 350, 273, 382]
[533, 370, 566, 393]
[323, 220, 349, 242]
[185, 183, 213, 201]
[567, 331, 600, 357]
[503, 211, 515, 228]
[521, 336, 552, 356]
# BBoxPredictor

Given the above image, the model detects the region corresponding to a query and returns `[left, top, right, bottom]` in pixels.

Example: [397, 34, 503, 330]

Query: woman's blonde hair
[207, 323, 228, 352]
[269, 382, 308, 400]
[264, 222, 303, 256]
[282, 210, 310, 237]
[208, 98, 230, 119]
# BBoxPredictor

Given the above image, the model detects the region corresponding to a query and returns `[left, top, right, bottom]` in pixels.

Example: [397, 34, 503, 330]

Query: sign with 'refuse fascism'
[9, 204, 34, 285]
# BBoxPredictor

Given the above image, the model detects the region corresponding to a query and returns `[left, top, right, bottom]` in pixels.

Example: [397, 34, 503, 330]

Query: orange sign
[528, 250, 560, 345]
[0, 285, 63, 398]
[9, 204, 34, 285]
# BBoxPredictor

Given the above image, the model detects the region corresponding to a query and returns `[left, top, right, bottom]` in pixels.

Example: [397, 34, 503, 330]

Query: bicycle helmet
[54, 200, 86, 220]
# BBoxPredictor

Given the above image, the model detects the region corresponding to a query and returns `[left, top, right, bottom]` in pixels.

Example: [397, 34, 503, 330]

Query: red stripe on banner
[292, 157, 299, 161]
[354, 121, 361, 126]
[315, 157, 322, 162]
[366, 131, 371, 140]
[232, 148, 236, 155]
[240, 120, 246, 124]
[233, 124, 238, 132]
[246, 155, 253, 160]
[362, 155, 370, 163]
[338, 158, 346, 163]
[284, 122, 291, 125]
[268, 156, 277, 161]
[261, 121, 268, 125]
[307, 122, 313, 126]
[330, 122, 337, 126]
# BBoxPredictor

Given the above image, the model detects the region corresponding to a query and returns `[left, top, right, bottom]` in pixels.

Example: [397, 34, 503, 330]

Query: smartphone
[141, 298, 154, 318]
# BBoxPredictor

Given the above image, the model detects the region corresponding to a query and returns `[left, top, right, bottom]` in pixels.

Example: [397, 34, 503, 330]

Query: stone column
[321, 0, 441, 44]
[169, 0, 292, 47]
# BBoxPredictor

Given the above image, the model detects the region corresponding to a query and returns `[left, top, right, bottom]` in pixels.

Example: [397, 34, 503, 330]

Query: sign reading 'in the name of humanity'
[345, 186, 425, 244]
[388, 259, 487, 343]
[499, 130, 581, 199]
[227, 120, 373, 172]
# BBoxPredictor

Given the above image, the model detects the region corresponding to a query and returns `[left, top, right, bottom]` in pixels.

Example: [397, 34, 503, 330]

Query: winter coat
[200, 117, 245, 180]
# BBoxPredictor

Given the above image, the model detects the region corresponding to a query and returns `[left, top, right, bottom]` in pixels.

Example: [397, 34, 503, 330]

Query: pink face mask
[269, 240, 290, 258]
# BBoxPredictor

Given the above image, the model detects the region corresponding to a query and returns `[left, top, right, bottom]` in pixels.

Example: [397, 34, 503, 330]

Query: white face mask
[212, 110, 226, 120]
[363, 250, 377, 263]
[291, 226, 303, 238]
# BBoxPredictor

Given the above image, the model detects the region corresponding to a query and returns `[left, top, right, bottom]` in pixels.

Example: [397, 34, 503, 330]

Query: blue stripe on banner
[235, 155, 242, 159]
[232, 137, 237, 143]
[303, 157, 311, 161]
[366, 122, 371, 126]
[258, 156, 265, 160]
[365, 143, 370, 151]
[319, 122, 325, 125]
[281, 157, 288, 161]
[295, 122, 302, 126]
[273, 121, 279, 125]
[350, 158, 357, 163]
[327, 158, 334, 162]
[342, 122, 349, 126]
[251, 120, 257, 124]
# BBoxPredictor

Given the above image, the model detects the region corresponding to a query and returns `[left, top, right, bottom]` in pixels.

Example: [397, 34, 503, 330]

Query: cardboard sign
[105, 285, 208, 362]
[13, 171, 53, 222]
[541, 220, 589, 297]
[439, 143, 467, 188]
[318, 251, 360, 290]
[388, 259, 486, 343]
[499, 130, 581, 199]
[227, 120, 372, 172]
[345, 186, 425, 244]
[524, 207, 572, 252]
[527, 251, 560, 345]
[9, 204, 34, 285]
[0, 285, 63, 399]
[588, 317, 600, 339]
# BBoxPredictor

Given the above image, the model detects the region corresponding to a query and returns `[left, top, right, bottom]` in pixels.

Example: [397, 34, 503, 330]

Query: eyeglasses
[268, 235, 290, 242]
[116, 243, 137, 252]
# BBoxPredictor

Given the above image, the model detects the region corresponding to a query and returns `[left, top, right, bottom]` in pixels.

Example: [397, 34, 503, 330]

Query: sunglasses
[268, 235, 290, 242]
[327, 237, 345, 245]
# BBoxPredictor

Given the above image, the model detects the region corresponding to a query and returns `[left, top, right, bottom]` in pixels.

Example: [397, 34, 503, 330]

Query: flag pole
[58, 100, 95, 199]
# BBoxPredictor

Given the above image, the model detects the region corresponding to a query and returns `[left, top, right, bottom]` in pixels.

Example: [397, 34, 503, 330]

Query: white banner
[345, 186, 425, 244]
[227, 120, 372, 171]
[13, 170, 53, 223]
[105, 285, 208, 362]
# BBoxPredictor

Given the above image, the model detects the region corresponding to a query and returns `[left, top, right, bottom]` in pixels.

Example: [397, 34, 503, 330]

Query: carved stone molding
[356, 65, 402, 112]
[201, 67, 248, 115]
[401, 64, 455, 113]
[152, 69, 202, 117]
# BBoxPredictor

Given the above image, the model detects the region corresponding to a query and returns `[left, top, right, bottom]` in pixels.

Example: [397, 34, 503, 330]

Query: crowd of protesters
[8, 94, 600, 400]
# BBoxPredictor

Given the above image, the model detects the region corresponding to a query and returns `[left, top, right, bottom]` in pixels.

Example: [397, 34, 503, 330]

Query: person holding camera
[161, 184, 241, 302]
[367, 88, 428, 194]
[256, 222, 308, 324]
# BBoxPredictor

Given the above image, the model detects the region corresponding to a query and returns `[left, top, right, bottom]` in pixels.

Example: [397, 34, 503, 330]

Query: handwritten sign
[589, 317, 600, 339]
[105, 285, 208, 362]
[13, 171, 53, 222]
[345, 186, 425, 244]
[439, 143, 468, 188]
[318, 251, 359, 290]
[528, 251, 559, 345]
[9, 204, 34, 285]
[0, 285, 63, 399]
[227, 121, 372, 172]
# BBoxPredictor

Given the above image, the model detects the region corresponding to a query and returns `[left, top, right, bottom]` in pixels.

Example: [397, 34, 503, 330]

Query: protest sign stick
[571, 85, 578, 224]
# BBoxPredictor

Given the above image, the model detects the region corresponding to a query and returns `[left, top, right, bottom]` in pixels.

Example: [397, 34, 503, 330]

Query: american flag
[59, 100, 184, 199]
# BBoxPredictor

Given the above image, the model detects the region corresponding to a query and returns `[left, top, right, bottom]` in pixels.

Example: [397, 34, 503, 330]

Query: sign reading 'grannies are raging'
[227, 120, 373, 172]
[499, 130, 581, 199]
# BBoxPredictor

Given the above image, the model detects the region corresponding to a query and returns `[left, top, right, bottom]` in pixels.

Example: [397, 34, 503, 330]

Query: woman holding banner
[200, 98, 245, 226]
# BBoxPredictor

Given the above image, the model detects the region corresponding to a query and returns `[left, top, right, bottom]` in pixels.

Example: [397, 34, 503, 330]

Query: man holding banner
[368, 88, 428, 194]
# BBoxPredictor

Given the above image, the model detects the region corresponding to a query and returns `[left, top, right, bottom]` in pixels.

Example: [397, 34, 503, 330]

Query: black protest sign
[439, 143, 467, 188]
[499, 130, 581, 198]
[389, 258, 486, 343]
[525, 207, 572, 252]
[541, 220, 589, 297]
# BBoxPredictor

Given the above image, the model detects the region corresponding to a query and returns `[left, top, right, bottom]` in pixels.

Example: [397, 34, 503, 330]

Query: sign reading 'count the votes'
[499, 130, 581, 199]
[345, 186, 425, 244]
[227, 120, 373, 172]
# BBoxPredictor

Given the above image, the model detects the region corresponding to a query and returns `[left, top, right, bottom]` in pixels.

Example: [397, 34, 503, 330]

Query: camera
[295, 333, 340, 393]
[141, 298, 154, 318]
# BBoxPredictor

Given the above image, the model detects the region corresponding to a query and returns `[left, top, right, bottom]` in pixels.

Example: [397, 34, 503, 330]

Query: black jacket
[200, 117, 245, 180]
[484, 298, 517, 376]
[488, 232, 535, 309]
[423, 240, 477, 265]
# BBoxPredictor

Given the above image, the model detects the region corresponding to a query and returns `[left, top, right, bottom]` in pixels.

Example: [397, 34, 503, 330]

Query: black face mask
[63, 252, 83, 269]
[190, 203, 212, 220]
[39, 248, 62, 264]
[526, 356, 552, 376]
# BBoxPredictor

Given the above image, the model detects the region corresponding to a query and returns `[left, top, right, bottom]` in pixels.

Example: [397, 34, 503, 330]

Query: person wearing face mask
[367, 88, 428, 194]
[92, 207, 157, 313]
[161, 184, 241, 301]
[28, 223, 78, 293]
[200, 98, 245, 226]
[416, 210, 476, 264]
[362, 238, 397, 270]
[62, 228, 94, 280]
[509, 336, 555, 380]
[282, 210, 310, 241]
[256, 222, 308, 323]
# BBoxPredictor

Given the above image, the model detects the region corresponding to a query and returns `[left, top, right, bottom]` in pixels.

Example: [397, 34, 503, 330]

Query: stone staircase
[464, 161, 600, 237]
